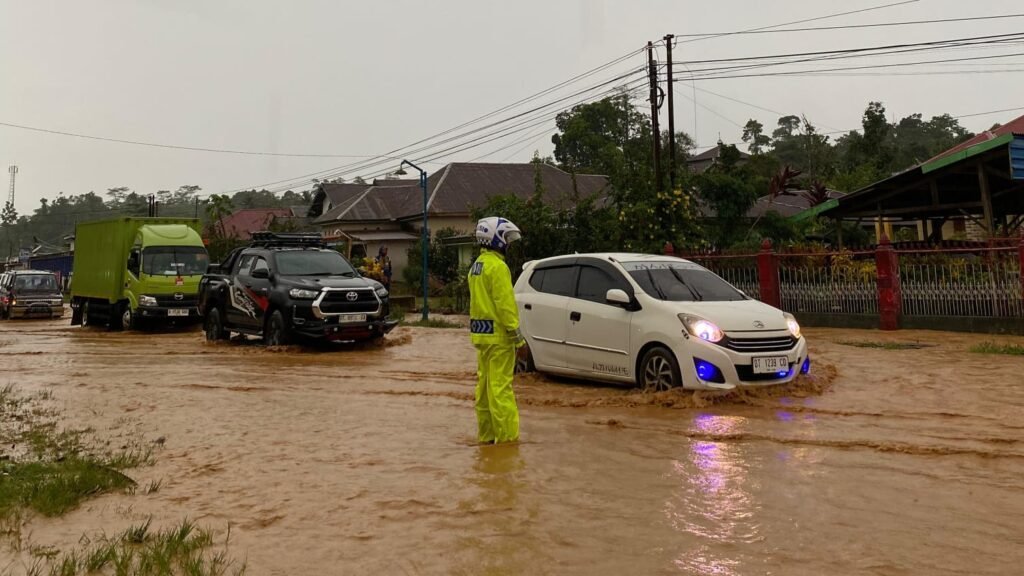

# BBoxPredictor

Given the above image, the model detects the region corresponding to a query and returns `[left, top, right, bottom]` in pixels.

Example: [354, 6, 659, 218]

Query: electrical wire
[675, 0, 919, 45]
[674, 13, 1024, 37]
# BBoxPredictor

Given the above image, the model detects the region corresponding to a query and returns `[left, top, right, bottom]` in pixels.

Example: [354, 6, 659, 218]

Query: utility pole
[647, 42, 663, 193]
[664, 35, 677, 192]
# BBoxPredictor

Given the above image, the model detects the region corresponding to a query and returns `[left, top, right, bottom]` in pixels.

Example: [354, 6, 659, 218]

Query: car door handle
[524, 304, 532, 310]
[569, 311, 581, 322]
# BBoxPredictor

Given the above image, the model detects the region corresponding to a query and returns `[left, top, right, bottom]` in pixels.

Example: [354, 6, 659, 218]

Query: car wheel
[205, 307, 230, 342]
[515, 342, 535, 374]
[264, 310, 290, 347]
[639, 347, 681, 392]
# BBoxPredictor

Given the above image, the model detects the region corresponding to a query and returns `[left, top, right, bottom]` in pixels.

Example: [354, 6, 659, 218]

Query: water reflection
[667, 413, 756, 575]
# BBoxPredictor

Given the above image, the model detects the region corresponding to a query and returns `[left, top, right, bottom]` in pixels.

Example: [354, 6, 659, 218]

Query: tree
[694, 144, 760, 247]
[2, 202, 18, 226]
[206, 194, 234, 239]
[742, 119, 771, 154]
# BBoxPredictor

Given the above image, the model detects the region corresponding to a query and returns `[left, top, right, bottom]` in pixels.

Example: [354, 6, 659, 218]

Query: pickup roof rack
[249, 232, 326, 248]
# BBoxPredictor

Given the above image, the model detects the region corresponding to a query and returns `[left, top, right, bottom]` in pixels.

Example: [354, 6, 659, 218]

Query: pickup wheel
[204, 307, 230, 342]
[264, 310, 290, 347]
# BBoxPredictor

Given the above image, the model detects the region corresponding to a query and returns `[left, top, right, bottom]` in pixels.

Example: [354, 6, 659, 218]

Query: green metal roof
[789, 198, 839, 222]
[921, 133, 1013, 174]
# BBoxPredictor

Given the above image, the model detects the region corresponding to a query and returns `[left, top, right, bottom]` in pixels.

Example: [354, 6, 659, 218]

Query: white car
[513, 253, 809, 391]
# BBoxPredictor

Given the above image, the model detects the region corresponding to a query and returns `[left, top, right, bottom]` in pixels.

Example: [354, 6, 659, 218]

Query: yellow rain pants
[468, 249, 522, 444]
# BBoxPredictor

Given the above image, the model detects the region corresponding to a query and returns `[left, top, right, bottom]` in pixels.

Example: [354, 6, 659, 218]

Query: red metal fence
[666, 236, 1024, 333]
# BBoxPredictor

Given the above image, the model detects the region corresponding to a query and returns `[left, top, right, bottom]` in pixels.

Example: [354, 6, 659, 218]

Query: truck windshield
[143, 247, 209, 276]
[275, 250, 356, 276]
[622, 261, 747, 302]
[14, 274, 58, 292]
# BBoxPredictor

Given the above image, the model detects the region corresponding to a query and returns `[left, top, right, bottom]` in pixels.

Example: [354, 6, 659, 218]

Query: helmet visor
[505, 230, 522, 245]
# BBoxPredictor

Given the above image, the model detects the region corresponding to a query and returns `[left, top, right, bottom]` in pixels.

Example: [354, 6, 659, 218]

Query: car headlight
[375, 286, 388, 298]
[289, 288, 320, 299]
[784, 313, 801, 339]
[678, 314, 724, 343]
[139, 295, 158, 306]
[51, 299, 64, 305]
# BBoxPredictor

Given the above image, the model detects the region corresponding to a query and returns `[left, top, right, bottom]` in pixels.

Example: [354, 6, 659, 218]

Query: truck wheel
[264, 310, 290, 347]
[81, 301, 92, 328]
[205, 307, 230, 341]
[118, 303, 137, 331]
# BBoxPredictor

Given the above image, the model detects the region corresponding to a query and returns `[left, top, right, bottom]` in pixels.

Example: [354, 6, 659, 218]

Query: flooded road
[2, 319, 1023, 575]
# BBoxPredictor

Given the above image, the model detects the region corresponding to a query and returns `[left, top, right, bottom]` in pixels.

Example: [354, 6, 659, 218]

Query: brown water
[1, 319, 1023, 575]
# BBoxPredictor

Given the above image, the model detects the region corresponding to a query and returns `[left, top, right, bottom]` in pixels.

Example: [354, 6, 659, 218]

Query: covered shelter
[820, 115, 1024, 244]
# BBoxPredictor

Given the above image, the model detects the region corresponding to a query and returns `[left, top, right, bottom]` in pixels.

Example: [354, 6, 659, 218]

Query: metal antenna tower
[7, 165, 17, 206]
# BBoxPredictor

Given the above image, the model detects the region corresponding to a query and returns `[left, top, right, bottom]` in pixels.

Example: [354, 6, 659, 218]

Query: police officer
[468, 216, 523, 444]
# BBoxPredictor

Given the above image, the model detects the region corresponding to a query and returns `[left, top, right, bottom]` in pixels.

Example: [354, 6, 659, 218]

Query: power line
[675, 0, 919, 45]
[0, 121, 380, 158]
[674, 13, 1024, 37]
[673, 50, 1024, 82]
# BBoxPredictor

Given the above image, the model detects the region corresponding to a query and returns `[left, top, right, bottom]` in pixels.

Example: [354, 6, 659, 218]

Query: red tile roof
[926, 113, 1024, 164]
[216, 208, 294, 239]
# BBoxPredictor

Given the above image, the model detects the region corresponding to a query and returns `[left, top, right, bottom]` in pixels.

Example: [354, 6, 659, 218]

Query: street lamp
[400, 160, 429, 322]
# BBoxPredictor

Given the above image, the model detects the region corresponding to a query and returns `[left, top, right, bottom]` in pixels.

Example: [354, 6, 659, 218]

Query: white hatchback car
[514, 253, 810, 391]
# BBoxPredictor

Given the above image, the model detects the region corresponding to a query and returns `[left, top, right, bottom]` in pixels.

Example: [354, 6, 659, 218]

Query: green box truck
[70, 217, 208, 329]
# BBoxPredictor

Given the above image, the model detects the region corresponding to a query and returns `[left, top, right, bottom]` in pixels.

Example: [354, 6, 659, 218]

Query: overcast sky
[1, 0, 1022, 214]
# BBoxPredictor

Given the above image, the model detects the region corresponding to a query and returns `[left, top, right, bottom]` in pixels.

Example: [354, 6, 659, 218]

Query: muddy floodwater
[2, 319, 1023, 575]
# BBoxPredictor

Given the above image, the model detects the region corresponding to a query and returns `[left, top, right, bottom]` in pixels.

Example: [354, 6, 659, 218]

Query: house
[308, 162, 611, 279]
[687, 145, 750, 174]
[212, 207, 309, 240]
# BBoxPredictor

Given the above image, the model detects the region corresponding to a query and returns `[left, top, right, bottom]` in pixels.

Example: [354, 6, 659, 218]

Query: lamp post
[399, 160, 429, 321]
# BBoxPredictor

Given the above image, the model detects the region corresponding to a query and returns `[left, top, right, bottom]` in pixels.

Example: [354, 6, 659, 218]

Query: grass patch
[402, 317, 462, 329]
[834, 340, 930, 350]
[44, 518, 245, 576]
[970, 342, 1024, 356]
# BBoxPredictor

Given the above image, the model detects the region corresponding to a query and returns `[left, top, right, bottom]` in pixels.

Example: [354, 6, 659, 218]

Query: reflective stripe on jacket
[468, 249, 519, 346]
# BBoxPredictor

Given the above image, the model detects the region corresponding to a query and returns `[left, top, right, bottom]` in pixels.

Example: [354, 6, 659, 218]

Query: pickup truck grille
[317, 289, 379, 314]
[154, 294, 199, 308]
[723, 335, 796, 353]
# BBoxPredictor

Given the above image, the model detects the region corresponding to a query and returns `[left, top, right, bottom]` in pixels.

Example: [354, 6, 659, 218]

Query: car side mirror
[251, 268, 271, 280]
[606, 288, 631, 307]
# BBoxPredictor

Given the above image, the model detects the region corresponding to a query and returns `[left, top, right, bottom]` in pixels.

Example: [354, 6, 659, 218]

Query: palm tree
[206, 194, 234, 239]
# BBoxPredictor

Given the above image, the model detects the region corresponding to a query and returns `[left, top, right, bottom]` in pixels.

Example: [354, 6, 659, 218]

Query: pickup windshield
[275, 250, 356, 276]
[14, 274, 58, 292]
[143, 246, 209, 276]
[622, 261, 747, 302]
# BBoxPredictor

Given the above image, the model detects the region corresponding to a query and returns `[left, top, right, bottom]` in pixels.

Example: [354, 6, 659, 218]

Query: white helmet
[475, 217, 522, 251]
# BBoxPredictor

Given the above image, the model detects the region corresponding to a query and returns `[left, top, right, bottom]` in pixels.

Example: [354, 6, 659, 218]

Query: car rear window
[622, 261, 746, 302]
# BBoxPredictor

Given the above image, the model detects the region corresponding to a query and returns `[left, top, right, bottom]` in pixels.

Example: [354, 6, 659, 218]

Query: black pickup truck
[198, 232, 398, 345]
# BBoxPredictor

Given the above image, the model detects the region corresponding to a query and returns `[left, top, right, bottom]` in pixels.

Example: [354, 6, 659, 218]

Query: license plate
[752, 356, 789, 374]
[168, 309, 189, 317]
[338, 313, 367, 323]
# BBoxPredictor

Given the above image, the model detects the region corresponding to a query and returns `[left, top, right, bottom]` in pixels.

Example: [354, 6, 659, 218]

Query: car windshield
[143, 246, 209, 276]
[623, 261, 747, 302]
[14, 274, 58, 292]
[275, 250, 357, 276]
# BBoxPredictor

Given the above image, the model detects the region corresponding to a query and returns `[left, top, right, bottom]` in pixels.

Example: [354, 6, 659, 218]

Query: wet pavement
[1, 318, 1023, 575]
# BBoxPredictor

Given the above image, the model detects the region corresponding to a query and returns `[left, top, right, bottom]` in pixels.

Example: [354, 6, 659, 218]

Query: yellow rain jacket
[468, 249, 521, 443]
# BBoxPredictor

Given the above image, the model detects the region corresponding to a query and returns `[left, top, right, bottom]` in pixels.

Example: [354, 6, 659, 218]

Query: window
[528, 269, 545, 291]
[14, 274, 58, 292]
[142, 246, 209, 276]
[251, 257, 270, 274]
[623, 261, 746, 302]
[235, 254, 255, 275]
[127, 247, 141, 278]
[537, 266, 576, 297]
[274, 250, 356, 277]
[576, 266, 625, 304]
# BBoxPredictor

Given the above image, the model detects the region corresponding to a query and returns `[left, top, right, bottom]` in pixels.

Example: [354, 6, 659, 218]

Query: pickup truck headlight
[678, 314, 724, 343]
[784, 313, 801, 339]
[289, 288, 320, 299]
[139, 295, 158, 307]
[51, 299, 64, 305]
[375, 287, 388, 298]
